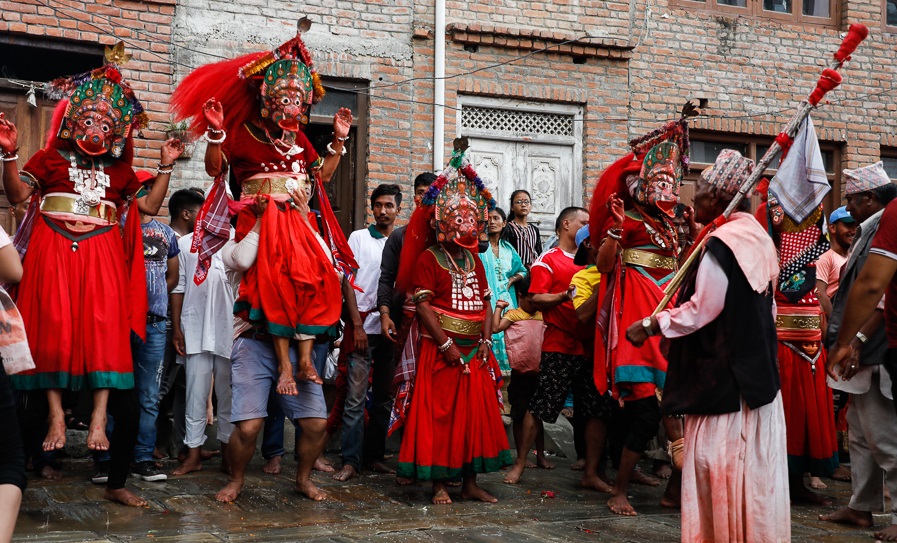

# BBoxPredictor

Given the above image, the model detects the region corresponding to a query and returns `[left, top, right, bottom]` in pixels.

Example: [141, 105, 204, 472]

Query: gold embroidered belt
[776, 314, 821, 331]
[436, 312, 483, 336]
[40, 194, 117, 223]
[242, 176, 309, 196]
[622, 248, 677, 271]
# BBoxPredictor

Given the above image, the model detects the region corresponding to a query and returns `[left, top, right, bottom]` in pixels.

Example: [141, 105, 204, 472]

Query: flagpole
[652, 24, 869, 315]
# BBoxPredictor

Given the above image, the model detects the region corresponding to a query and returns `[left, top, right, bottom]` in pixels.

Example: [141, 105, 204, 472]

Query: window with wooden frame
[885, 0, 897, 33]
[882, 146, 897, 180]
[671, 0, 839, 27]
[682, 131, 842, 213]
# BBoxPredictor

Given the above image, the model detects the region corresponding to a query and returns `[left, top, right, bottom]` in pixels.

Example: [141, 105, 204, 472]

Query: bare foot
[332, 464, 358, 482]
[314, 457, 335, 473]
[263, 456, 282, 475]
[177, 449, 219, 463]
[365, 461, 396, 474]
[830, 464, 851, 482]
[104, 487, 147, 507]
[818, 506, 873, 527]
[608, 492, 637, 516]
[503, 463, 525, 484]
[809, 476, 827, 489]
[171, 458, 203, 476]
[153, 448, 169, 461]
[536, 456, 555, 469]
[43, 418, 67, 452]
[396, 476, 415, 485]
[39, 465, 62, 480]
[215, 481, 243, 503]
[581, 474, 613, 493]
[461, 481, 498, 503]
[87, 423, 110, 451]
[276, 371, 298, 396]
[525, 459, 537, 469]
[570, 458, 585, 471]
[791, 484, 832, 505]
[295, 362, 323, 385]
[296, 479, 327, 501]
[653, 462, 673, 479]
[631, 469, 661, 487]
[432, 482, 452, 505]
[660, 481, 681, 509]
[874, 523, 897, 541]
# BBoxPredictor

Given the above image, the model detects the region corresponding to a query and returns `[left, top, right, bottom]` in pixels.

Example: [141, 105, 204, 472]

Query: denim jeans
[261, 342, 327, 459]
[341, 334, 394, 470]
[132, 320, 168, 463]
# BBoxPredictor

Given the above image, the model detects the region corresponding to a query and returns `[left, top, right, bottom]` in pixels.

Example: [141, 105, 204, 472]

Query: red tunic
[596, 209, 676, 400]
[225, 124, 341, 337]
[396, 246, 511, 480]
[11, 145, 146, 391]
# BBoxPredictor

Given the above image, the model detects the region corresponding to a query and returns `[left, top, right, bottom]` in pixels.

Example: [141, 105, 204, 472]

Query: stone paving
[12, 448, 886, 543]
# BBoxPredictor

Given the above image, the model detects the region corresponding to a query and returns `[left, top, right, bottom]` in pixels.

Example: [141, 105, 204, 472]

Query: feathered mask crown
[237, 33, 325, 105]
[46, 42, 149, 155]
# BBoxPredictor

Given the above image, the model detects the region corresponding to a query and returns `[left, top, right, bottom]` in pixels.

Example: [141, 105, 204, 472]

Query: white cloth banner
[769, 115, 831, 224]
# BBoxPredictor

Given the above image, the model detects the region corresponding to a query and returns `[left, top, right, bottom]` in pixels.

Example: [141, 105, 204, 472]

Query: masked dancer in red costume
[393, 140, 511, 505]
[171, 24, 355, 396]
[590, 118, 695, 516]
[755, 185, 839, 504]
[0, 43, 182, 505]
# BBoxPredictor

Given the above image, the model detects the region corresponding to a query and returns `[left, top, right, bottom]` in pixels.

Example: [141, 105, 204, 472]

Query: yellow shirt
[571, 266, 601, 310]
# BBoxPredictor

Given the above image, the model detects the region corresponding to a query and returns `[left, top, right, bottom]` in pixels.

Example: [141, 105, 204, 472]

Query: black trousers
[885, 349, 897, 419]
[362, 335, 397, 466]
[0, 371, 26, 491]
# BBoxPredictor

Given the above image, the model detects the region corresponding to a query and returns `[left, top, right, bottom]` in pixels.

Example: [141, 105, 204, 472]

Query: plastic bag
[0, 286, 34, 375]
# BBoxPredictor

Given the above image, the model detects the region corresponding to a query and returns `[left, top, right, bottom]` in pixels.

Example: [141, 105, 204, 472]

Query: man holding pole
[626, 150, 788, 542]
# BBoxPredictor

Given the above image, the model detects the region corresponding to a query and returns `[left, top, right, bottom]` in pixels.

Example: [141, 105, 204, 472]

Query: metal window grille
[461, 106, 574, 137]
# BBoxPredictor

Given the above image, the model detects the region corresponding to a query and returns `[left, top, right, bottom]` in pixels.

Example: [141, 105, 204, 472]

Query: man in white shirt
[170, 205, 235, 476]
[332, 184, 401, 482]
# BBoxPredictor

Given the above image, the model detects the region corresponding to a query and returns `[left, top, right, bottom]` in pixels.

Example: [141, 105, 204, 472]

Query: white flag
[769, 116, 831, 224]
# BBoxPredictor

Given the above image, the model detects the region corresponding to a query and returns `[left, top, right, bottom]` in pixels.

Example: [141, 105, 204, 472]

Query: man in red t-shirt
[504, 207, 611, 492]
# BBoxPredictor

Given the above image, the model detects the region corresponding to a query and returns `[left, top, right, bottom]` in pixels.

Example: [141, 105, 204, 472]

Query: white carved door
[468, 138, 574, 238]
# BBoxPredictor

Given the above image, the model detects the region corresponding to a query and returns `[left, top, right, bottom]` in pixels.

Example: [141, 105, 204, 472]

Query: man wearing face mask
[587, 120, 696, 516]
[0, 43, 182, 506]
[172, 28, 356, 424]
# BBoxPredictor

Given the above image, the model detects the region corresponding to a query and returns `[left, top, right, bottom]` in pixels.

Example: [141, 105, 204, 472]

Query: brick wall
[628, 1, 897, 179]
[0, 0, 176, 169]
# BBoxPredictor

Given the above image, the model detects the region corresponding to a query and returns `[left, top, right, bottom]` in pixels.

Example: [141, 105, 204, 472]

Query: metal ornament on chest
[68, 154, 110, 213]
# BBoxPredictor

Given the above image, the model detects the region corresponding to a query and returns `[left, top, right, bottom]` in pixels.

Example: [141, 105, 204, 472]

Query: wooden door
[0, 88, 57, 235]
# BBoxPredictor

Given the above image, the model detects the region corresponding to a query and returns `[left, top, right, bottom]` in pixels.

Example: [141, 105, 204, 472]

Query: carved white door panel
[466, 138, 574, 238]
[468, 141, 516, 211]
[520, 143, 574, 237]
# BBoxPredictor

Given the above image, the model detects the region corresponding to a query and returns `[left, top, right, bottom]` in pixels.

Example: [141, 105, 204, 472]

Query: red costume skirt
[397, 336, 512, 480]
[234, 202, 341, 338]
[778, 342, 838, 476]
[11, 217, 135, 391]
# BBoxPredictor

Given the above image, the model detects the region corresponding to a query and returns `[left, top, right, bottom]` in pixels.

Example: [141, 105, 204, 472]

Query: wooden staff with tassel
[652, 23, 870, 315]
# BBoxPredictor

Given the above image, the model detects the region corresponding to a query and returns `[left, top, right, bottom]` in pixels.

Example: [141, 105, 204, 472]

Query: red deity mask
[635, 141, 682, 217]
[260, 60, 314, 132]
[58, 77, 134, 158]
[435, 176, 488, 249]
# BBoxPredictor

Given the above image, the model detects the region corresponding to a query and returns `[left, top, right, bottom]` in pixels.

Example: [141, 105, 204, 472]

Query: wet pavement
[12, 443, 885, 543]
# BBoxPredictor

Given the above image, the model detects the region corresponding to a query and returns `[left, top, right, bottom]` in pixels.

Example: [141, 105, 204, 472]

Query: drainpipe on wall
[433, 0, 446, 170]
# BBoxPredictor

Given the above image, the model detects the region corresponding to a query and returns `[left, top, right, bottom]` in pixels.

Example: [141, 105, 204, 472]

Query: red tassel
[774, 132, 794, 162]
[807, 68, 842, 106]
[834, 24, 869, 63]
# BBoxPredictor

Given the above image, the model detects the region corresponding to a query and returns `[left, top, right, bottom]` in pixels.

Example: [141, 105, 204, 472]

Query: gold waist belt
[437, 313, 483, 336]
[242, 176, 309, 196]
[40, 195, 116, 223]
[622, 248, 677, 271]
[776, 314, 821, 331]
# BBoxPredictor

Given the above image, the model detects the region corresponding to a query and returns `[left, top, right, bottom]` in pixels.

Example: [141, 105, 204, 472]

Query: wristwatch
[642, 317, 654, 337]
